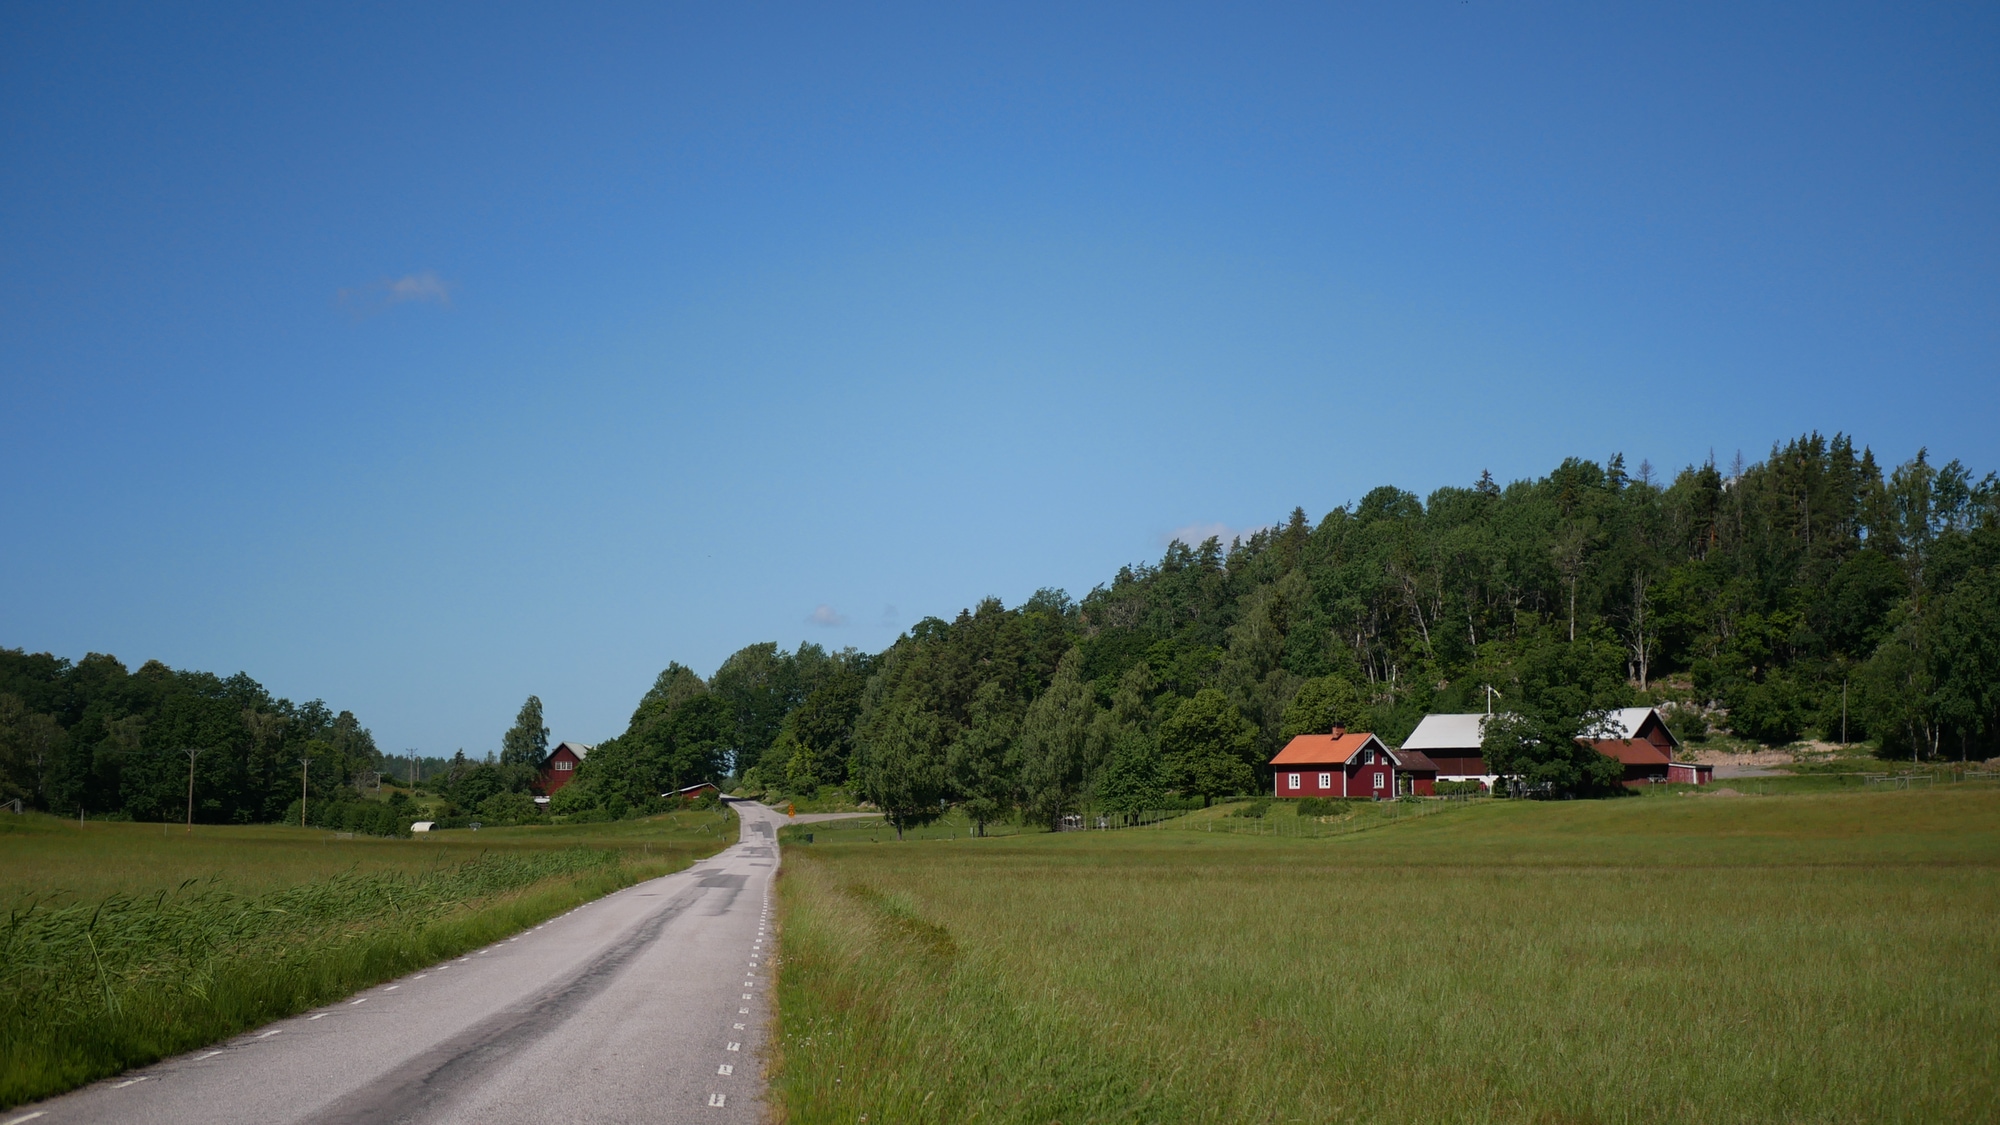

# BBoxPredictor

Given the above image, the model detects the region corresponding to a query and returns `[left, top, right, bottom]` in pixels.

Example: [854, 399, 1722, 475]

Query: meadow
[0, 808, 736, 1109]
[772, 787, 2000, 1124]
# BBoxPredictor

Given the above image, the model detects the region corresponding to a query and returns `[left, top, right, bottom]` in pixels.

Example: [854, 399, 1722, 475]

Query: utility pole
[1841, 680, 1849, 744]
[183, 747, 204, 833]
[407, 749, 419, 789]
[299, 757, 311, 828]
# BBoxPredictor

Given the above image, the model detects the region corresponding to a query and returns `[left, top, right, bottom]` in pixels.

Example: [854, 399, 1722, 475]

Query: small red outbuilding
[1271, 727, 1438, 799]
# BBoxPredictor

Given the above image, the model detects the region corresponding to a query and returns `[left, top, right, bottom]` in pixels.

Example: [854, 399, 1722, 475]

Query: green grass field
[0, 808, 736, 1109]
[772, 789, 2000, 1124]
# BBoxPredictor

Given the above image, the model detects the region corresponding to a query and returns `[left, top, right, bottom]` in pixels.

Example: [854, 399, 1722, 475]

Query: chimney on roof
[1330, 723, 1347, 739]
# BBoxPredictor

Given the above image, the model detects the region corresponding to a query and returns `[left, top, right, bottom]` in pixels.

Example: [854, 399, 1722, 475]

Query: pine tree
[500, 695, 549, 766]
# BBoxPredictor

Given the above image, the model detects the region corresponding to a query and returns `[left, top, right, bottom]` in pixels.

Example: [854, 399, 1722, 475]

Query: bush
[1294, 797, 1363, 817]
[280, 798, 411, 837]
[1227, 799, 1273, 819]
[476, 791, 540, 825]
[1435, 780, 1486, 797]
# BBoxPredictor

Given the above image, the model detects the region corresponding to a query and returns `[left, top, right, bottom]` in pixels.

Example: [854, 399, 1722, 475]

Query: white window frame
[1287, 772, 1301, 790]
[1372, 771, 1385, 790]
[1318, 772, 1332, 789]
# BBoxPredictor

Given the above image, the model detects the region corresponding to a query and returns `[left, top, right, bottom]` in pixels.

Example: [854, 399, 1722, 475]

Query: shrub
[1435, 780, 1486, 797]
[476, 791, 539, 825]
[1228, 799, 1273, 819]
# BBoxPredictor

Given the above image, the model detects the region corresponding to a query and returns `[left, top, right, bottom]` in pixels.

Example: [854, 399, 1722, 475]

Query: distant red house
[1578, 708, 1689, 786]
[537, 742, 591, 795]
[665, 781, 721, 801]
[1271, 727, 1438, 799]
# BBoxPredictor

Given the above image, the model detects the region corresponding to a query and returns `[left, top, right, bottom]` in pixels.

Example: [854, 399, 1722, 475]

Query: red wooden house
[1271, 726, 1439, 799]
[537, 742, 591, 795]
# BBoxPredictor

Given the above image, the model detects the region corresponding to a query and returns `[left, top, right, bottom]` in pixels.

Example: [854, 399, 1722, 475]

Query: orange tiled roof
[1271, 732, 1382, 765]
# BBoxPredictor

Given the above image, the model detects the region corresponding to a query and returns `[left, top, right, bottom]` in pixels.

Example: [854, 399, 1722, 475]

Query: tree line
[7, 433, 1996, 826]
[0, 652, 383, 822]
[562, 433, 2000, 828]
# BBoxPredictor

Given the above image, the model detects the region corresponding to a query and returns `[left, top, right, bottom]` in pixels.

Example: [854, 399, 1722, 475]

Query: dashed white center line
[733, 1022, 745, 1030]
[413, 973, 428, 980]
[742, 993, 752, 1000]
[257, 1029, 283, 1038]
[707, 1093, 726, 1107]
[308, 1014, 327, 1021]
[112, 1077, 149, 1088]
[739, 1007, 750, 1014]
[197, 1050, 224, 1060]
[717, 1064, 733, 1076]
[727, 1042, 741, 1051]
[385, 985, 399, 991]
[350, 998, 368, 1006]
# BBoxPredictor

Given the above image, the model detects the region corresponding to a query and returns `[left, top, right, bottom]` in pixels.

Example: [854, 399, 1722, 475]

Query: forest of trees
[5, 434, 1996, 827]
[554, 433, 2000, 828]
[0, 652, 384, 822]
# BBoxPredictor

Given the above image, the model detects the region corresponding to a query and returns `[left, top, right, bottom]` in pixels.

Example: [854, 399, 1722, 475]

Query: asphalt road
[14, 801, 791, 1125]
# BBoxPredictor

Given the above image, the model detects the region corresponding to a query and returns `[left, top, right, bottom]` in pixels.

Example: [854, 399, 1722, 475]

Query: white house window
[555, 760, 572, 771]
[1287, 773, 1301, 790]
[1372, 771, 1385, 790]
[1318, 772, 1331, 789]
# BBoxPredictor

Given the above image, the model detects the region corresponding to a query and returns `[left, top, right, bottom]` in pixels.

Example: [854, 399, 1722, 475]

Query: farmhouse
[665, 781, 722, 801]
[1271, 726, 1439, 799]
[537, 741, 591, 795]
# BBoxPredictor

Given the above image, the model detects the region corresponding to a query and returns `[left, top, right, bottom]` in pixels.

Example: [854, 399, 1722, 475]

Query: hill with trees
[559, 433, 2000, 824]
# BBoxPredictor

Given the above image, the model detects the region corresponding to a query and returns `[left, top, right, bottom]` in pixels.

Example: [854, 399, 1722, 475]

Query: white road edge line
[4, 1111, 48, 1123]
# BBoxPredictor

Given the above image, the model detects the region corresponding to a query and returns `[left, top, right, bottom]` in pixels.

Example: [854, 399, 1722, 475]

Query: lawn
[0, 807, 736, 1109]
[772, 788, 2000, 1124]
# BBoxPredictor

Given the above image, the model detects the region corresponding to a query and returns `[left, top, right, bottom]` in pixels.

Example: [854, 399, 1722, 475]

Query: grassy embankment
[0, 808, 736, 1109]
[773, 787, 2000, 1123]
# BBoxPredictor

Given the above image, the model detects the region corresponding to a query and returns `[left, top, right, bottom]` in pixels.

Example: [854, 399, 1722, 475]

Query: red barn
[537, 741, 591, 795]
[1578, 708, 1691, 786]
[1271, 727, 1438, 799]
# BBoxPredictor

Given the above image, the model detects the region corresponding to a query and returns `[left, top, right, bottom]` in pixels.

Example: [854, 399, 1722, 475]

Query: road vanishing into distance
[16, 801, 795, 1125]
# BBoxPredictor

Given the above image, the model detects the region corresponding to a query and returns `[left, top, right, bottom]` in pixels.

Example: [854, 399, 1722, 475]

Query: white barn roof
[1400, 713, 1488, 751]
[1598, 707, 1678, 746]
[550, 741, 591, 760]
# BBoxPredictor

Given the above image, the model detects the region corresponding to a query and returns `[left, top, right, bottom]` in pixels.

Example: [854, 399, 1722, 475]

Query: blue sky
[2, 2, 1994, 755]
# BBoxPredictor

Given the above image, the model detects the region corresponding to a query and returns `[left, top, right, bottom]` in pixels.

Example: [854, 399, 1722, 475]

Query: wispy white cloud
[806, 604, 849, 627]
[1161, 521, 1272, 548]
[337, 270, 455, 316]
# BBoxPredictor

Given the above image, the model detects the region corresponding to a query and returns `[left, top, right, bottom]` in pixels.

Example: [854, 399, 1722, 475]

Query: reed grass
[0, 807, 735, 1108]
[772, 788, 2000, 1124]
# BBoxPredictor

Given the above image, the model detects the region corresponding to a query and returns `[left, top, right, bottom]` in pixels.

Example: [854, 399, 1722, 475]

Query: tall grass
[772, 788, 2000, 1124]
[0, 809, 735, 1109]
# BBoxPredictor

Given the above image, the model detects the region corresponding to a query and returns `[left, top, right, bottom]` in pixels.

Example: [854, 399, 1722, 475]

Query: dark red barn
[1577, 708, 1688, 786]
[1271, 727, 1438, 799]
[537, 741, 591, 795]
